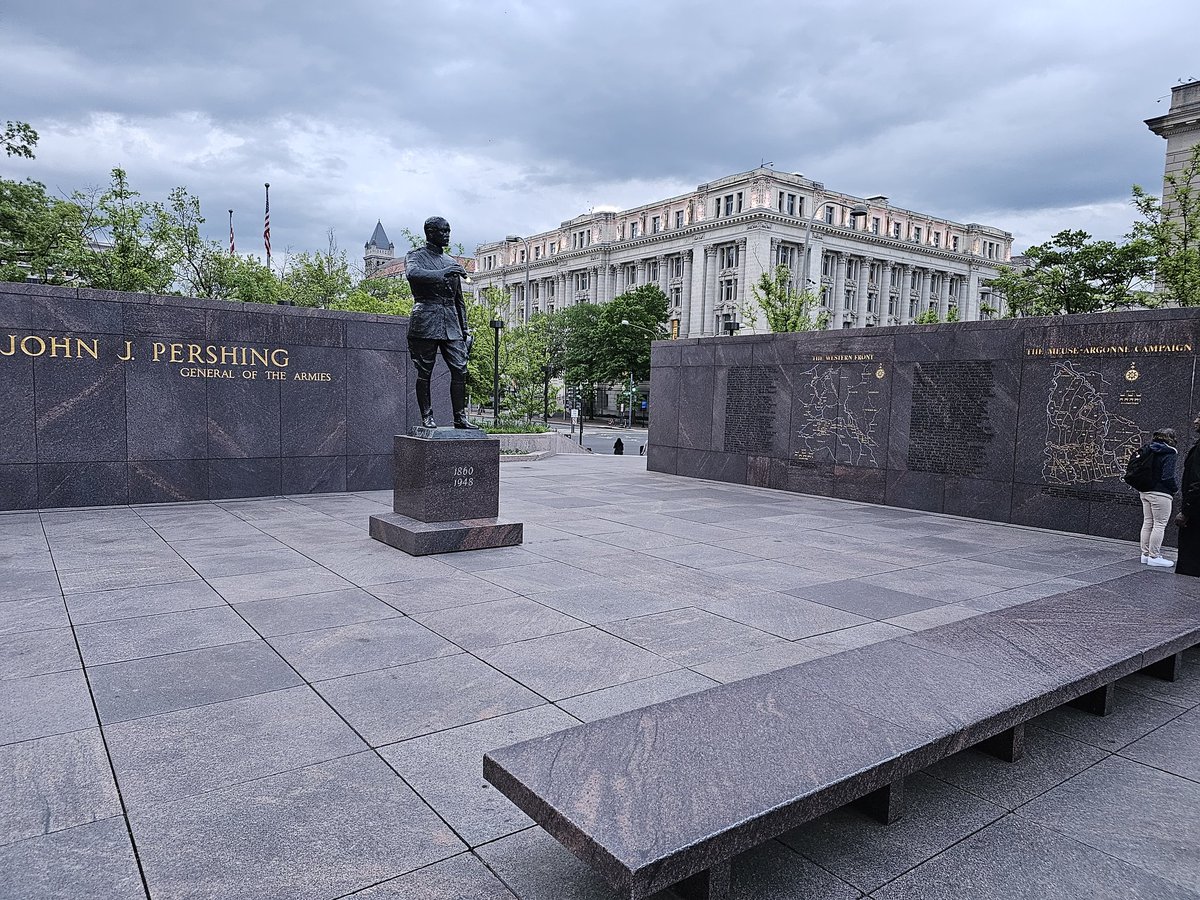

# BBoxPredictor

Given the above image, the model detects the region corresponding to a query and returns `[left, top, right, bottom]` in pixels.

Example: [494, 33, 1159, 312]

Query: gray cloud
[3, 0, 1196, 261]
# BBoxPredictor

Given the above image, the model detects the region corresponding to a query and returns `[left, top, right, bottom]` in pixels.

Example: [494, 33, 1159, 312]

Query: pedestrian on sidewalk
[1175, 414, 1200, 577]
[1129, 428, 1178, 567]
[613, 438, 624, 455]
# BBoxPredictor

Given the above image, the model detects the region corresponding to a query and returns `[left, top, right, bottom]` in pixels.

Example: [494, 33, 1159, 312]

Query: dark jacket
[1142, 440, 1178, 495]
[405, 244, 467, 341]
[1182, 443, 1200, 517]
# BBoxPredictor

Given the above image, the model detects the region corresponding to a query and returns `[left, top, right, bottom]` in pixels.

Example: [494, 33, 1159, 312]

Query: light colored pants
[1140, 491, 1174, 557]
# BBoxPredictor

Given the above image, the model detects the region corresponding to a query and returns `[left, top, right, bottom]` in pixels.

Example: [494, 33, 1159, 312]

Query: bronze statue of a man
[405, 216, 480, 429]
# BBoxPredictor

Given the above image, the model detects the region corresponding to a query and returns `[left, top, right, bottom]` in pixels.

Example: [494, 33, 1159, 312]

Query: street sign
[570, 409, 579, 421]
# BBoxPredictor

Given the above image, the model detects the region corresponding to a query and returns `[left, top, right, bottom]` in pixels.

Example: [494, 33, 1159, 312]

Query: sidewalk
[1, 454, 1196, 899]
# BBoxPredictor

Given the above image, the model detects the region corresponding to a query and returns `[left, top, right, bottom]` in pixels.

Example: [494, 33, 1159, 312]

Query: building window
[519, 249, 526, 263]
[892, 222, 902, 239]
[548, 281, 555, 297]
[719, 277, 738, 303]
[670, 286, 682, 308]
[651, 216, 660, 234]
[671, 256, 684, 278]
[871, 217, 881, 235]
[932, 232, 941, 248]
[777, 245, 798, 271]
[647, 260, 658, 281]
[778, 192, 796, 215]
[951, 235, 959, 252]
[534, 246, 541, 260]
[719, 245, 739, 269]
[549, 242, 557, 255]
[821, 254, 834, 278]
[912, 226, 922, 244]
[675, 210, 684, 229]
[575, 271, 589, 291]
[630, 222, 639, 238]
[825, 205, 835, 224]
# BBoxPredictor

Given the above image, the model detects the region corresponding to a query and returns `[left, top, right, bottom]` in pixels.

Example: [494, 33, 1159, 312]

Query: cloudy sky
[3, 0, 1196, 271]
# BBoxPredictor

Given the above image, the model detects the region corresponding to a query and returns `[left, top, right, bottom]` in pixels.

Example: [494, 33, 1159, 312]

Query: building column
[880, 262, 894, 324]
[937, 270, 951, 320]
[591, 266, 600, 302]
[635, 259, 646, 288]
[831, 252, 848, 329]
[607, 265, 617, 303]
[702, 244, 718, 335]
[918, 268, 931, 318]
[898, 265, 913, 324]
[681, 249, 695, 337]
[658, 255, 669, 293]
[854, 256, 871, 327]
[966, 268, 981, 320]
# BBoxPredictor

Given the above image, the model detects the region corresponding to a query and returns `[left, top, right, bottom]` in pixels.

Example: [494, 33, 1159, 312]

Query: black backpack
[1123, 445, 1157, 491]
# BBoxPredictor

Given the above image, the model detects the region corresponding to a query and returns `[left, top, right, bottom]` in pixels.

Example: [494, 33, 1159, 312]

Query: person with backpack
[1126, 428, 1179, 567]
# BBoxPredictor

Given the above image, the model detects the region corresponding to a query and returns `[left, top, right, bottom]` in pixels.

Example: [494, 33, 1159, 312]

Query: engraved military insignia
[1124, 363, 1140, 382]
[875, 365, 886, 379]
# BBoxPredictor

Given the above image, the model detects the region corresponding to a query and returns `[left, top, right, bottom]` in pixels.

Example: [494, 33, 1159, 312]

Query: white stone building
[1145, 79, 1200, 217]
[472, 167, 1013, 337]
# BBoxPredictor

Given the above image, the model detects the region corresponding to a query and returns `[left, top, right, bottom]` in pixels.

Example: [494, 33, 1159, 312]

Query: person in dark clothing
[1139, 428, 1178, 567]
[405, 216, 479, 430]
[613, 438, 624, 455]
[1175, 414, 1200, 577]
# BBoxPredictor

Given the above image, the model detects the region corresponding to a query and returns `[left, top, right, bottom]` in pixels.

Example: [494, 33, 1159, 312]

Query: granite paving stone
[885, 601, 988, 631]
[64, 578, 226, 624]
[89, 640, 304, 723]
[127, 752, 465, 900]
[602, 607, 784, 666]
[1117, 648, 1200, 708]
[1120, 706, 1200, 783]
[349, 851, 518, 899]
[695, 592, 871, 640]
[474, 826, 651, 900]
[690, 641, 829, 684]
[233, 586, 401, 637]
[295, 541, 453, 586]
[475, 560, 599, 595]
[872, 813, 1197, 900]
[0, 594, 69, 635]
[206, 565, 357, 603]
[74, 604, 259, 666]
[795, 622, 910, 655]
[157, 531, 290, 559]
[526, 582, 687, 626]
[556, 669, 719, 722]
[317, 652, 543, 746]
[706, 559, 851, 592]
[380, 705, 578, 846]
[479, 627, 680, 701]
[437, 546, 550, 573]
[55, 560, 200, 594]
[105, 685, 365, 805]
[0, 817, 146, 900]
[1016, 755, 1200, 892]
[786, 579, 944, 619]
[855, 568, 1002, 603]
[415, 596, 587, 650]
[268, 616, 459, 681]
[781, 772, 1005, 894]
[0, 668, 96, 746]
[0, 626, 80, 679]
[186, 546, 316, 578]
[367, 573, 519, 615]
[0, 568, 64, 602]
[0, 728, 122, 845]
[926, 724, 1109, 810]
[1030, 686, 1187, 752]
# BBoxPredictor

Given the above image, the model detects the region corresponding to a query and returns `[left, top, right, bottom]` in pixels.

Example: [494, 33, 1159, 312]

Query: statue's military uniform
[405, 241, 472, 428]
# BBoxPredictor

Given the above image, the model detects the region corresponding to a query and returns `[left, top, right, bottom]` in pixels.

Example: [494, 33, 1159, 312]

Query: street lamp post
[489, 319, 505, 422]
[505, 234, 531, 323]
[541, 364, 551, 424]
[619, 318, 662, 430]
[801, 198, 869, 318]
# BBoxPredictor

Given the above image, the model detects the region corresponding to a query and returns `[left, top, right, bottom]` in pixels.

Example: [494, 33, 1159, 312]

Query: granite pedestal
[369, 428, 522, 556]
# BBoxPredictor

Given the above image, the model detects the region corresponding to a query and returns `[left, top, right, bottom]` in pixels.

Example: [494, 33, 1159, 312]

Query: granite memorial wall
[0, 281, 447, 510]
[647, 308, 1200, 542]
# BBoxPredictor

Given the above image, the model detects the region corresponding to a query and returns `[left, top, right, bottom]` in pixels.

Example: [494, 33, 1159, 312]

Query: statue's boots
[416, 377, 436, 428]
[451, 380, 481, 430]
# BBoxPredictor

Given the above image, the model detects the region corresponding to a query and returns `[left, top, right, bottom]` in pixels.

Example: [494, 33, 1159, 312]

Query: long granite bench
[484, 571, 1200, 899]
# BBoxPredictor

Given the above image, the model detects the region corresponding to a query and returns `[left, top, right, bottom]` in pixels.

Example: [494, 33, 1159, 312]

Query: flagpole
[263, 183, 272, 271]
[228, 209, 235, 256]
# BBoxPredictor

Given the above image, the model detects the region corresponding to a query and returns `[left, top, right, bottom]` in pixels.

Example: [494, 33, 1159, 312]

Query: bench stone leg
[1140, 652, 1183, 683]
[674, 860, 731, 900]
[854, 777, 905, 825]
[1069, 683, 1115, 717]
[977, 723, 1025, 763]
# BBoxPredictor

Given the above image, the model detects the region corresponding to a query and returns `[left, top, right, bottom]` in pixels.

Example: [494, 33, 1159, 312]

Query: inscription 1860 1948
[724, 366, 778, 454]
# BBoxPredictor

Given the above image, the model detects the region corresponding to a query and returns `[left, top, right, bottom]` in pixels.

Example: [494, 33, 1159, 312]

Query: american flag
[263, 183, 271, 262]
[228, 209, 235, 255]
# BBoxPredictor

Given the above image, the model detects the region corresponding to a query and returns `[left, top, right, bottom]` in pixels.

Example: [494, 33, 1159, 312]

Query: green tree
[71, 168, 177, 293]
[594, 284, 668, 382]
[3, 121, 38, 159]
[913, 308, 940, 324]
[197, 252, 281, 304]
[331, 276, 414, 316]
[988, 229, 1152, 317]
[1132, 143, 1200, 307]
[559, 301, 605, 417]
[279, 232, 352, 307]
[0, 177, 86, 283]
[465, 285, 509, 408]
[741, 264, 829, 332]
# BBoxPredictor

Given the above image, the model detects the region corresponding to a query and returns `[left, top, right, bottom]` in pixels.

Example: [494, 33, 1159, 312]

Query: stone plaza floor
[2, 453, 1198, 899]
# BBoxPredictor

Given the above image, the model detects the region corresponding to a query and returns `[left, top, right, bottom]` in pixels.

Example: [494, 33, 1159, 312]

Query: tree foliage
[3, 121, 38, 159]
[741, 265, 829, 332]
[0, 177, 86, 284]
[1132, 143, 1200, 307]
[988, 229, 1152, 317]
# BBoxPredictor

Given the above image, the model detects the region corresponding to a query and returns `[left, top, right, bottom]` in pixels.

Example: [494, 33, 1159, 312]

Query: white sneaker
[1146, 556, 1174, 568]
[1141, 555, 1150, 563]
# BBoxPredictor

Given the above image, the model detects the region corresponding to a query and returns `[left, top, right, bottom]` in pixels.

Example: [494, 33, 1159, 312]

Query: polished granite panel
[280, 345, 347, 457]
[33, 334, 127, 463]
[0, 341, 36, 464]
[392, 434, 501, 522]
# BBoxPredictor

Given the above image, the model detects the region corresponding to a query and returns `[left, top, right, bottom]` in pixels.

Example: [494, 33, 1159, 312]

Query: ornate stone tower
[364, 221, 395, 277]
